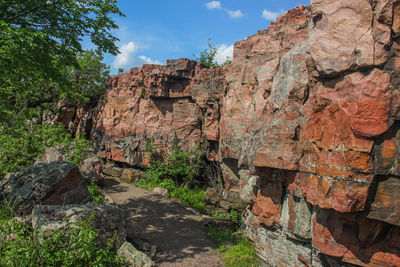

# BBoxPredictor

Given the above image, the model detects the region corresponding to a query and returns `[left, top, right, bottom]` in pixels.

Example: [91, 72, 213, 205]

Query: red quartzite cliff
[62, 0, 400, 266]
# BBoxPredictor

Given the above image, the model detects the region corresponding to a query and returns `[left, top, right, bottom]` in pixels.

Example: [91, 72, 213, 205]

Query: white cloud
[228, 10, 244, 18]
[205, 1, 221, 9]
[205, 1, 243, 19]
[112, 42, 137, 68]
[138, 55, 162, 65]
[262, 9, 284, 21]
[215, 44, 233, 65]
[112, 41, 162, 70]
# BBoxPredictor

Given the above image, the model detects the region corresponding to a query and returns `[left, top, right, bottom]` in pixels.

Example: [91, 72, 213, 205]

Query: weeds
[207, 224, 259, 267]
[87, 179, 105, 203]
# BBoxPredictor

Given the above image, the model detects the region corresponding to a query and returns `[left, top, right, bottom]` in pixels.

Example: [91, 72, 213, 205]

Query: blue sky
[101, 0, 310, 74]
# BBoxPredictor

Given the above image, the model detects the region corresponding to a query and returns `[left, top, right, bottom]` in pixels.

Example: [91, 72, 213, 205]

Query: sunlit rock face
[77, 0, 400, 265]
[91, 58, 224, 166]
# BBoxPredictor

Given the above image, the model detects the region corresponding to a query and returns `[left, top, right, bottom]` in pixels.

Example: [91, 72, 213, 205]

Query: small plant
[141, 86, 148, 99]
[130, 129, 137, 137]
[194, 38, 219, 68]
[245, 55, 251, 59]
[87, 179, 105, 203]
[118, 68, 124, 74]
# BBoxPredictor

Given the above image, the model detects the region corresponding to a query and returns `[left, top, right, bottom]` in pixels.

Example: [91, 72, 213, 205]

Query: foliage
[166, 146, 203, 185]
[206, 225, 240, 245]
[64, 138, 91, 165]
[88, 179, 105, 204]
[0, 0, 123, 125]
[144, 144, 203, 185]
[135, 178, 206, 213]
[207, 225, 259, 267]
[136, 143, 206, 211]
[194, 38, 219, 68]
[64, 50, 110, 105]
[211, 209, 242, 225]
[0, 123, 90, 177]
[0, 202, 122, 266]
[219, 239, 259, 267]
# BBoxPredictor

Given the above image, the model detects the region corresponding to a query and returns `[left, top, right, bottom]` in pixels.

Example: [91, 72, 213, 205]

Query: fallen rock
[117, 242, 155, 267]
[102, 161, 123, 177]
[32, 203, 126, 250]
[79, 149, 104, 184]
[120, 168, 145, 182]
[0, 161, 90, 214]
[152, 187, 169, 195]
[41, 145, 66, 163]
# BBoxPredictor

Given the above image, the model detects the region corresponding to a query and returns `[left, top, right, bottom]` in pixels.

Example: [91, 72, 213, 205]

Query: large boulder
[32, 203, 126, 250]
[0, 161, 90, 214]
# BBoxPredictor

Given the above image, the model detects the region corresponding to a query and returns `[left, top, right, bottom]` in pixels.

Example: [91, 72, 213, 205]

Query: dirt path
[103, 178, 224, 267]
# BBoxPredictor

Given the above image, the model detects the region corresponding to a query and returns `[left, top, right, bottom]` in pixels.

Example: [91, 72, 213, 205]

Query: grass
[135, 178, 205, 213]
[207, 225, 260, 267]
[219, 239, 259, 267]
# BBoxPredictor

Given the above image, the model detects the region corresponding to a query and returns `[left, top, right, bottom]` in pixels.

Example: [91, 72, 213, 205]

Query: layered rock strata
[64, 0, 400, 266]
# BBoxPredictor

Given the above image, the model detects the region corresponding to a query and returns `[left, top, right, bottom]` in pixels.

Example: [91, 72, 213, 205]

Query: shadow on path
[103, 178, 224, 266]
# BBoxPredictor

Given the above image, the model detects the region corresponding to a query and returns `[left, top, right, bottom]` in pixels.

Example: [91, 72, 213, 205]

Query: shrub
[0, 123, 91, 177]
[0, 202, 122, 266]
[194, 39, 219, 68]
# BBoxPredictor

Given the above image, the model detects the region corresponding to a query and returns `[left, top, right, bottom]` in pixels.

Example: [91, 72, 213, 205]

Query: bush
[0, 202, 122, 266]
[135, 144, 205, 212]
[0, 123, 91, 177]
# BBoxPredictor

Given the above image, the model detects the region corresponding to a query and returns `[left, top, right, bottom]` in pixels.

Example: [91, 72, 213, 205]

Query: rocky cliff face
[67, 0, 400, 265]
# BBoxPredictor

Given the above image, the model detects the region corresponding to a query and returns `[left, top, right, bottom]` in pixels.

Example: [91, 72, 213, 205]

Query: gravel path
[103, 178, 224, 267]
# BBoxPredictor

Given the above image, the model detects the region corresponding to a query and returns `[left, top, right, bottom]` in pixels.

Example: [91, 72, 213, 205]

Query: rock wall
[76, 0, 400, 266]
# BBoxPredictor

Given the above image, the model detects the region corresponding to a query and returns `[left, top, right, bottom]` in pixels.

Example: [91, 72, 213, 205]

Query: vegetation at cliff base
[135, 145, 206, 212]
[207, 225, 260, 267]
[0, 202, 122, 266]
[0, 123, 91, 177]
[0, 0, 123, 177]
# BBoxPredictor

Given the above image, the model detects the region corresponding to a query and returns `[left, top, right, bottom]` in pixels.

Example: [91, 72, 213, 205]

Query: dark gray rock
[0, 161, 90, 214]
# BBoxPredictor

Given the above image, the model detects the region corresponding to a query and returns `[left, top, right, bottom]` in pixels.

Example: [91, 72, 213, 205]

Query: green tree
[65, 50, 110, 105]
[0, 0, 124, 124]
[194, 39, 219, 68]
[0, 1, 123, 176]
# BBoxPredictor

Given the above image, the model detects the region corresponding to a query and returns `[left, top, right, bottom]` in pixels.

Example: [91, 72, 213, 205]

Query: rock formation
[63, 0, 400, 265]
[0, 161, 91, 214]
